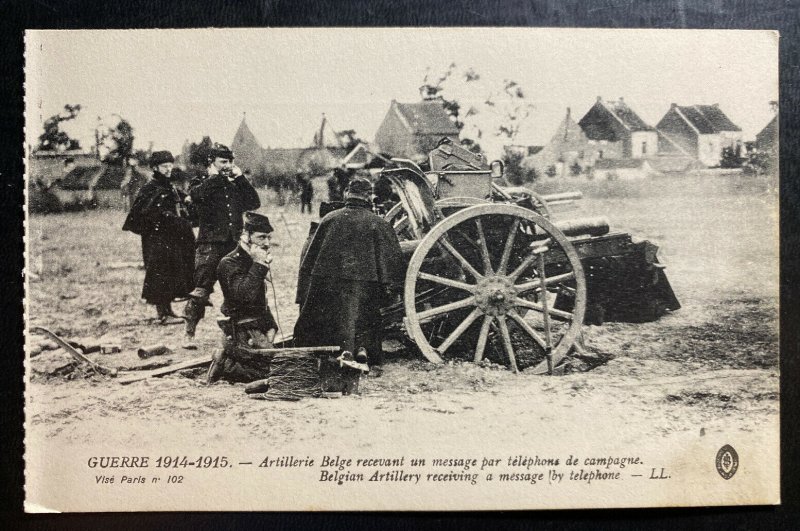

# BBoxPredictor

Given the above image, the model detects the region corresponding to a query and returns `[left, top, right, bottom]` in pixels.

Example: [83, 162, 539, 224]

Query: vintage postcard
[24, 28, 779, 512]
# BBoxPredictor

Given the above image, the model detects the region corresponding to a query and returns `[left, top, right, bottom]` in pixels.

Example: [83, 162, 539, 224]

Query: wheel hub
[474, 276, 517, 316]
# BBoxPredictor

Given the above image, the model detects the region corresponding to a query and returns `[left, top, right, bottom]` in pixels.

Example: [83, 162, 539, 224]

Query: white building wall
[719, 130, 743, 150]
[630, 131, 659, 158]
[698, 133, 723, 166]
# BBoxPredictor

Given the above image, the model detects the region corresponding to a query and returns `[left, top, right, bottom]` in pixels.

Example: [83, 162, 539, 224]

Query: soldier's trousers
[194, 241, 237, 294]
[184, 241, 237, 330]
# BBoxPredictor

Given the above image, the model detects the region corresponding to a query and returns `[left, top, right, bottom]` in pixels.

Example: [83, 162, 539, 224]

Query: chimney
[420, 85, 438, 100]
[597, 96, 602, 102]
[566, 107, 571, 119]
[670, 103, 677, 109]
[618, 97, 625, 105]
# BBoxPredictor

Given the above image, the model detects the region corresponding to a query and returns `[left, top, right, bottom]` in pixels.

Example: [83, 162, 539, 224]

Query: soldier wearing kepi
[183, 143, 261, 347]
[208, 211, 278, 383]
[122, 150, 195, 323]
[294, 177, 403, 372]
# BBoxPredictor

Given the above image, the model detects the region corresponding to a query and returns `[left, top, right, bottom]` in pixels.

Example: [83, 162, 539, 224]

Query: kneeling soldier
[208, 211, 278, 383]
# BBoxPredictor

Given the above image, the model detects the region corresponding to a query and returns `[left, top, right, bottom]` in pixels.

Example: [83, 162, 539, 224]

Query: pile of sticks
[254, 353, 322, 401]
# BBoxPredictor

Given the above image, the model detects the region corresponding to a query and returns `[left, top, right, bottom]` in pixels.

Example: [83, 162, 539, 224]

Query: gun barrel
[553, 216, 610, 237]
[541, 191, 583, 202]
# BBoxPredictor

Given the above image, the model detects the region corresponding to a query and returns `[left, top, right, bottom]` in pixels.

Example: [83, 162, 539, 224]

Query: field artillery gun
[311, 141, 679, 374]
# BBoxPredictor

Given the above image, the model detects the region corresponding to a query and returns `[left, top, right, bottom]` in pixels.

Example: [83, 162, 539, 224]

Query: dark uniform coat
[217, 245, 277, 332]
[189, 172, 261, 244]
[122, 172, 195, 305]
[293, 198, 403, 362]
[187, 171, 261, 296]
[214, 245, 278, 383]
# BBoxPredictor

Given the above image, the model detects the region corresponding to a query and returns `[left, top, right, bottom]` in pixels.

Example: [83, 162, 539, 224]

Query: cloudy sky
[26, 28, 778, 160]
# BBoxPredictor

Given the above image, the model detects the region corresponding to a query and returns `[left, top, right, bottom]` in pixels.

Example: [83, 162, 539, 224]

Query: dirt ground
[25, 173, 779, 454]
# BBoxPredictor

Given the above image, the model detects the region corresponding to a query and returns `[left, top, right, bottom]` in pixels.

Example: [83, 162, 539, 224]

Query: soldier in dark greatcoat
[122, 150, 195, 323]
[293, 177, 403, 370]
[298, 173, 314, 214]
[183, 143, 261, 347]
[207, 212, 278, 383]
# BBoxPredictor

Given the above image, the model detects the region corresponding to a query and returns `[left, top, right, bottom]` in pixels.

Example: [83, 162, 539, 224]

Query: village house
[27, 149, 100, 186]
[755, 114, 778, 154]
[504, 145, 544, 158]
[231, 114, 349, 180]
[374, 98, 460, 163]
[524, 107, 595, 177]
[230, 113, 267, 175]
[655, 103, 742, 167]
[340, 142, 389, 170]
[578, 97, 658, 160]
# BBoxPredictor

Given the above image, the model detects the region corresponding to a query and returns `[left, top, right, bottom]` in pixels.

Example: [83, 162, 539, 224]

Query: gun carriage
[311, 141, 679, 374]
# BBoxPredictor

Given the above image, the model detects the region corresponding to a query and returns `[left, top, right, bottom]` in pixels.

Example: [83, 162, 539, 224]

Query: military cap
[210, 143, 235, 161]
[149, 150, 175, 166]
[244, 211, 274, 234]
[345, 176, 372, 196]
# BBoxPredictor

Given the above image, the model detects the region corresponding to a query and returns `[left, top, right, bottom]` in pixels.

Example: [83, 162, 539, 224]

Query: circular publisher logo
[716, 444, 739, 480]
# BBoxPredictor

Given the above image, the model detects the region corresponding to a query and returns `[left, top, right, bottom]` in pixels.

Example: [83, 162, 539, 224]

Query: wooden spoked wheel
[435, 197, 490, 207]
[524, 189, 552, 219]
[384, 202, 415, 241]
[403, 204, 586, 374]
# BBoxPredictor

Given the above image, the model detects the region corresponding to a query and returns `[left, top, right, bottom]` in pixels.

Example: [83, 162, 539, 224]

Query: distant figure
[372, 174, 399, 212]
[122, 151, 195, 323]
[334, 165, 353, 194]
[299, 174, 314, 214]
[327, 174, 342, 202]
[294, 177, 403, 371]
[120, 157, 147, 211]
[182, 143, 261, 348]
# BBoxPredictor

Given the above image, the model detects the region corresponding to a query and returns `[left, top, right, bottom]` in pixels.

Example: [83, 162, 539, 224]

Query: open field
[25, 173, 779, 473]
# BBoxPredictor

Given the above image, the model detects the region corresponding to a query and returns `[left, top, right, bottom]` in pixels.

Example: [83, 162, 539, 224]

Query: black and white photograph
[23, 27, 779, 511]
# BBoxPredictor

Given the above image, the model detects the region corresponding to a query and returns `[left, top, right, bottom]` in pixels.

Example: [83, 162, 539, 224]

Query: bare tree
[420, 64, 534, 153]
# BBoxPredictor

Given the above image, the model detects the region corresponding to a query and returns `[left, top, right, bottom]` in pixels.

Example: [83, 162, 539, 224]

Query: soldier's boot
[206, 348, 226, 384]
[155, 304, 170, 321]
[157, 303, 182, 325]
[182, 290, 208, 349]
[182, 318, 198, 349]
[161, 302, 179, 318]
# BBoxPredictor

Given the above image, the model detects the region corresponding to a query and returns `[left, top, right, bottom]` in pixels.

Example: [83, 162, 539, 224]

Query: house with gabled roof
[524, 107, 597, 177]
[655, 103, 742, 167]
[374, 98, 460, 162]
[231, 114, 349, 179]
[578, 97, 658, 159]
[755, 114, 778, 154]
[231, 113, 267, 175]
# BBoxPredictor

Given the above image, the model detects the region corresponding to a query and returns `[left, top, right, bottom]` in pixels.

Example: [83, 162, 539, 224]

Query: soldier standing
[299, 173, 314, 214]
[183, 143, 261, 347]
[120, 157, 147, 211]
[122, 151, 195, 323]
[293, 177, 403, 371]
